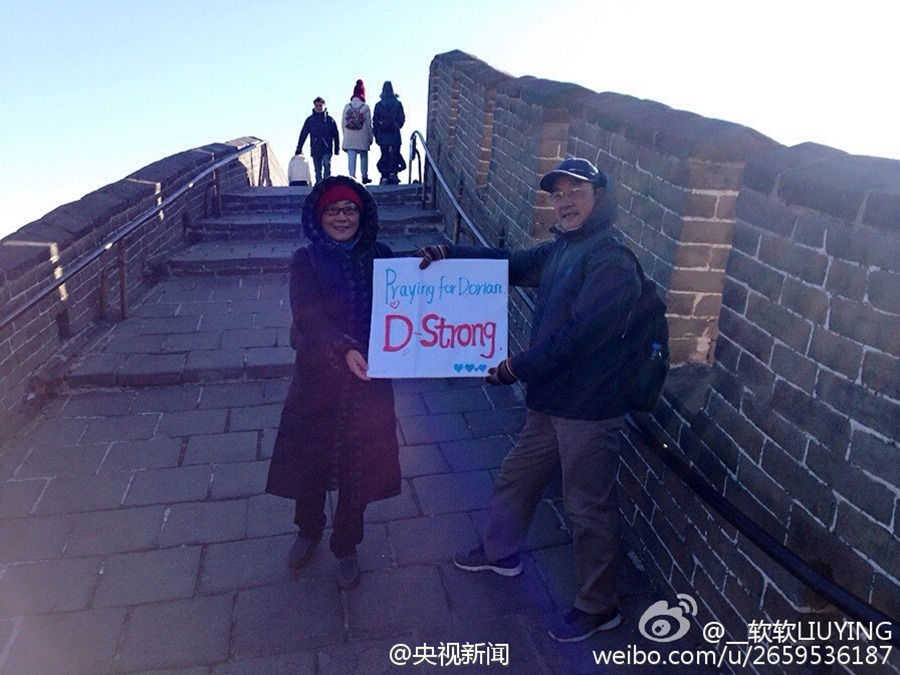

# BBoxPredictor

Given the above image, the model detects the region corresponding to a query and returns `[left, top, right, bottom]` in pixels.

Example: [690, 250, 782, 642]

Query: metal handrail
[0, 139, 270, 332]
[407, 130, 535, 312]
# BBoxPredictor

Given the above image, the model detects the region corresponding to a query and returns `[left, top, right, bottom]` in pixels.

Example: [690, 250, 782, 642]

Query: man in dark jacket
[296, 97, 340, 184]
[420, 158, 641, 643]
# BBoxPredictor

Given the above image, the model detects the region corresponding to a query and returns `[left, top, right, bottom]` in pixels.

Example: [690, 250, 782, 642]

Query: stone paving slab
[0, 371, 699, 674]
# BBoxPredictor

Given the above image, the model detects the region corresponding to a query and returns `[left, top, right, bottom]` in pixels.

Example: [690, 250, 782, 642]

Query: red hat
[317, 184, 364, 219]
[353, 79, 366, 102]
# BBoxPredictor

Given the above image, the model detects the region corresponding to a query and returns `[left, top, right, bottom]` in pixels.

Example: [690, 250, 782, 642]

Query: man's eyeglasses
[550, 185, 593, 203]
[322, 204, 360, 217]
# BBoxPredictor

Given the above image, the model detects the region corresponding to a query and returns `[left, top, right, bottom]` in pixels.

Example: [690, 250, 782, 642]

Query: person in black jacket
[372, 81, 406, 184]
[295, 97, 341, 184]
[419, 158, 641, 643]
[265, 176, 401, 590]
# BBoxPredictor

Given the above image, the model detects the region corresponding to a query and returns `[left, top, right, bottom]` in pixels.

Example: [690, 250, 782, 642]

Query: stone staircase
[65, 185, 448, 388]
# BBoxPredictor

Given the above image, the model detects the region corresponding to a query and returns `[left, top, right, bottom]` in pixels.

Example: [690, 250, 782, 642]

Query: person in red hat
[265, 176, 400, 590]
[341, 79, 373, 184]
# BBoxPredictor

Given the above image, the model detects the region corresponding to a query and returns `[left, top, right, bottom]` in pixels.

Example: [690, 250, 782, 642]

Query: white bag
[288, 154, 311, 185]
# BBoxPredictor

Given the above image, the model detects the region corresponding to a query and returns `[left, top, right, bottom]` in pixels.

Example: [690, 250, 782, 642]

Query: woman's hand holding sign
[345, 349, 371, 381]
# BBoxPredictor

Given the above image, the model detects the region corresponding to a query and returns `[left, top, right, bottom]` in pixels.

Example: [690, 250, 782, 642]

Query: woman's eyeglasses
[322, 204, 360, 217]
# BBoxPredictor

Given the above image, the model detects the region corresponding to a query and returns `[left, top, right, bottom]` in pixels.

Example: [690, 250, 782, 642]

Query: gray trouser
[483, 409, 624, 614]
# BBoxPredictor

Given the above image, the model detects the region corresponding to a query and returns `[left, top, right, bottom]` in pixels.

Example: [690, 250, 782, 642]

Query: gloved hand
[485, 358, 517, 386]
[417, 244, 450, 269]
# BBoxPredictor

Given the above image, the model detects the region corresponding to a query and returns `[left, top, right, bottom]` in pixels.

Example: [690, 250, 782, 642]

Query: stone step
[221, 184, 427, 215]
[187, 203, 443, 241]
[68, 232, 445, 387]
[155, 231, 440, 277]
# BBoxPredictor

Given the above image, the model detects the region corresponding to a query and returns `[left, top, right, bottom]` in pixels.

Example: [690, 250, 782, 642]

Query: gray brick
[412, 471, 495, 515]
[834, 502, 896, 578]
[422, 387, 492, 414]
[388, 513, 479, 564]
[868, 269, 900, 314]
[759, 234, 828, 284]
[184, 431, 258, 464]
[780, 277, 829, 324]
[824, 258, 867, 300]
[221, 328, 279, 349]
[200, 534, 294, 594]
[726, 250, 785, 299]
[199, 381, 267, 408]
[770, 344, 818, 393]
[826, 221, 900, 272]
[398, 443, 451, 476]
[831, 297, 900, 355]
[118, 353, 186, 386]
[849, 430, 899, 488]
[100, 437, 182, 472]
[183, 348, 246, 381]
[126, 465, 213, 506]
[816, 370, 899, 441]
[160, 499, 247, 546]
[35, 473, 132, 514]
[1, 608, 126, 675]
[53, 390, 134, 418]
[861, 350, 900, 401]
[465, 407, 526, 436]
[772, 381, 850, 456]
[26, 416, 90, 448]
[399, 412, 472, 445]
[746, 293, 811, 353]
[94, 546, 202, 607]
[161, 331, 222, 352]
[741, 391, 809, 461]
[232, 581, 343, 658]
[345, 566, 450, 639]
[16, 442, 108, 479]
[0, 557, 99, 616]
[229, 404, 282, 432]
[157, 408, 228, 437]
[130, 385, 201, 413]
[806, 441, 894, 525]
[760, 443, 835, 525]
[245, 494, 296, 538]
[116, 595, 232, 671]
[64, 506, 165, 557]
[81, 413, 159, 443]
[0, 479, 44, 517]
[718, 307, 773, 364]
[210, 461, 268, 499]
[808, 326, 863, 380]
[245, 347, 294, 378]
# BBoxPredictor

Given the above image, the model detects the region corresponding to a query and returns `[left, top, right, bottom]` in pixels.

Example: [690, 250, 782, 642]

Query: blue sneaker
[453, 545, 523, 577]
[548, 607, 622, 642]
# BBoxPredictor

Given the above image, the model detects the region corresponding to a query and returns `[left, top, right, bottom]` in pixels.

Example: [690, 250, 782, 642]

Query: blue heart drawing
[476, 364, 487, 372]
[453, 363, 464, 372]
[464, 364, 475, 372]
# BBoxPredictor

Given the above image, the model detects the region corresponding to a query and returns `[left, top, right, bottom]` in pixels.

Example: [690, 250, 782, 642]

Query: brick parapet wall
[428, 50, 899, 670]
[0, 138, 284, 423]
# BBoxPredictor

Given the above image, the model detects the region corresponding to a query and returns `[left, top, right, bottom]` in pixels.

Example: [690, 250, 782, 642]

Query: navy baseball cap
[540, 158, 606, 191]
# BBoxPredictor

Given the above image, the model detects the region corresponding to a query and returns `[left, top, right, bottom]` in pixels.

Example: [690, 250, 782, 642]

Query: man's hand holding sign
[366, 257, 509, 378]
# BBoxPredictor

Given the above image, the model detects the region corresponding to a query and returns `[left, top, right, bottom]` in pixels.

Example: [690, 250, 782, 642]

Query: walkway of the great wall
[0, 185, 720, 674]
[1, 50, 898, 675]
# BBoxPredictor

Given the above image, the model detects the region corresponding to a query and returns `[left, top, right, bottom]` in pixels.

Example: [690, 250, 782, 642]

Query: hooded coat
[448, 173, 641, 421]
[265, 176, 400, 506]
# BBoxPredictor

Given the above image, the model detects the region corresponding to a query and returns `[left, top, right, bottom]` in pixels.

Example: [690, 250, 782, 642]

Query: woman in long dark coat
[265, 175, 400, 589]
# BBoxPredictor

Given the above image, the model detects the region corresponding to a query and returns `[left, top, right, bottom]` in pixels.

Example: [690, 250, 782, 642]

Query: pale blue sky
[1, 0, 896, 238]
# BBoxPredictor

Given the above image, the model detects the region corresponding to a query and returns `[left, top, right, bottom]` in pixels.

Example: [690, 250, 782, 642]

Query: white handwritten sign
[367, 258, 508, 378]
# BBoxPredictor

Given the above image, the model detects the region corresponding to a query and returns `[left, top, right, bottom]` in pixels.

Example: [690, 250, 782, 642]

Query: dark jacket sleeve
[289, 249, 361, 365]
[396, 101, 406, 129]
[296, 118, 310, 155]
[510, 248, 640, 382]
[330, 117, 340, 154]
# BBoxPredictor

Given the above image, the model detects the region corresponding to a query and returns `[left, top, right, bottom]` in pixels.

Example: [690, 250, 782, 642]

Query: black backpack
[615, 245, 670, 412]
